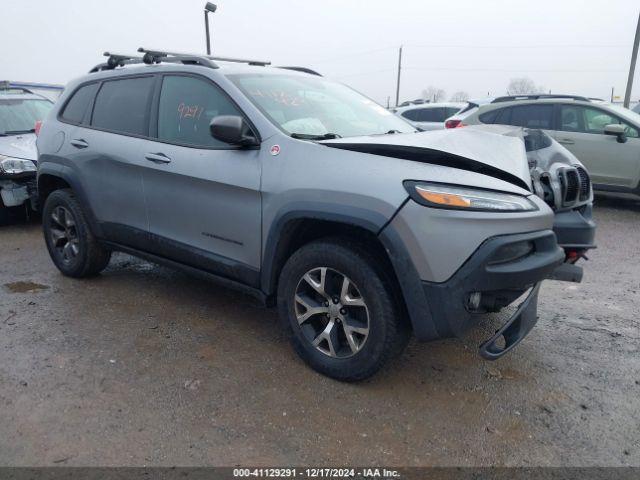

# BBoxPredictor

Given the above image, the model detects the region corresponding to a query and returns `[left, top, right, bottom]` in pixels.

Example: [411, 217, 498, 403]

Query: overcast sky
[3, 0, 640, 105]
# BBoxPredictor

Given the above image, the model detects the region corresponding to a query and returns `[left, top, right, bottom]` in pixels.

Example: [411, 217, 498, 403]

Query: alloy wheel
[49, 206, 80, 264]
[294, 267, 370, 358]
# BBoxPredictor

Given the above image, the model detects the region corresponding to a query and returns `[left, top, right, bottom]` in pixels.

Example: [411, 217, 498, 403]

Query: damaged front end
[524, 128, 596, 282]
[0, 158, 37, 207]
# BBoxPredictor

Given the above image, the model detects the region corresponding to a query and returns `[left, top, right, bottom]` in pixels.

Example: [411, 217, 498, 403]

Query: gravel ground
[0, 194, 638, 467]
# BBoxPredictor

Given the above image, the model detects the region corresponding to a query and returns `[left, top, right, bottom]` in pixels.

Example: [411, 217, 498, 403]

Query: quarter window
[61, 83, 99, 124]
[508, 104, 554, 129]
[157, 75, 243, 147]
[91, 77, 154, 136]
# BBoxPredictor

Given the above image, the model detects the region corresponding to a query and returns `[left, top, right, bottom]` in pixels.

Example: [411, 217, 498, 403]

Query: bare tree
[422, 86, 447, 103]
[507, 77, 544, 95]
[449, 91, 470, 102]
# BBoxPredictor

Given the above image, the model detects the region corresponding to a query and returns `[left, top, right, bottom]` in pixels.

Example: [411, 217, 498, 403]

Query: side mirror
[210, 115, 259, 147]
[604, 124, 627, 143]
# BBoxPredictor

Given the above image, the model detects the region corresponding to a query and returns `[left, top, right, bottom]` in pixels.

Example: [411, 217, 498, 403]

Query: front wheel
[277, 238, 409, 381]
[42, 189, 111, 278]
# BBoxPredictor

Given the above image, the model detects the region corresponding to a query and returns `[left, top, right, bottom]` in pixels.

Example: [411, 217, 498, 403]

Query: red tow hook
[565, 249, 589, 264]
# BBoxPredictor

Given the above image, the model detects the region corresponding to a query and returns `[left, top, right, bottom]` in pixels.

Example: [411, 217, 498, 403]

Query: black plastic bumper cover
[478, 283, 541, 360]
[420, 230, 564, 343]
[553, 204, 596, 249]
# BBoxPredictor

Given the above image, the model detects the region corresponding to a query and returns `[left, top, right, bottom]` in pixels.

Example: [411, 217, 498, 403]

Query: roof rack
[0, 81, 33, 94]
[89, 47, 272, 73]
[492, 94, 591, 103]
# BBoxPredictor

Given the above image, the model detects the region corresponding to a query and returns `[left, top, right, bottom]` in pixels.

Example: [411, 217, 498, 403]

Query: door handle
[145, 152, 172, 164]
[70, 138, 89, 149]
[558, 138, 575, 145]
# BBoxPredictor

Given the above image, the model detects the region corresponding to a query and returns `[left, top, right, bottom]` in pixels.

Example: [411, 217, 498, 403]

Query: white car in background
[394, 102, 467, 131]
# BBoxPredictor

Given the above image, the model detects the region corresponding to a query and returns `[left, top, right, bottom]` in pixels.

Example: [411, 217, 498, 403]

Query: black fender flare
[261, 202, 441, 341]
[37, 162, 103, 237]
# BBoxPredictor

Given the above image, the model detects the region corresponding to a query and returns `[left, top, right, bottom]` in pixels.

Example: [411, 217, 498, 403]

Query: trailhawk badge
[270, 145, 281, 156]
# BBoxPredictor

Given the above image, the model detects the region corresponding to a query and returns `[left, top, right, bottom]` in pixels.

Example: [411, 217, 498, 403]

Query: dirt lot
[0, 195, 639, 467]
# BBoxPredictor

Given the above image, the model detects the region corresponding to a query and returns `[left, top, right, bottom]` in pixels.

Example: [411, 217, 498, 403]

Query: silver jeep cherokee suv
[37, 50, 569, 381]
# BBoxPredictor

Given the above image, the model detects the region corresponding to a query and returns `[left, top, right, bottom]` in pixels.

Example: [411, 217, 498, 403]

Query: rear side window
[156, 75, 243, 147]
[445, 107, 461, 117]
[479, 108, 501, 124]
[509, 104, 554, 129]
[91, 77, 154, 136]
[401, 109, 419, 121]
[402, 108, 445, 122]
[61, 83, 99, 124]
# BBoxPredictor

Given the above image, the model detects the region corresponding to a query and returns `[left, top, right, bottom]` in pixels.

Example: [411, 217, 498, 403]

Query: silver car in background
[0, 83, 54, 223]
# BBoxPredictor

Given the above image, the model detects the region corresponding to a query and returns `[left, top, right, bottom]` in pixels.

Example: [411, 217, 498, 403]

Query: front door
[141, 74, 262, 286]
[553, 104, 640, 188]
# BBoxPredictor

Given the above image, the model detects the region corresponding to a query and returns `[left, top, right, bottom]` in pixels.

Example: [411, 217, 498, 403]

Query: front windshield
[229, 73, 416, 138]
[608, 104, 640, 125]
[0, 98, 53, 135]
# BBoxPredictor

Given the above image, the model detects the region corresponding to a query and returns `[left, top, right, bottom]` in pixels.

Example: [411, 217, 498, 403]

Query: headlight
[0, 156, 37, 175]
[404, 181, 538, 212]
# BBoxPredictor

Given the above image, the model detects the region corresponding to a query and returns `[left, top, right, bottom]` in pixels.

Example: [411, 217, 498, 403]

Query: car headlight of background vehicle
[0, 156, 37, 175]
[404, 181, 538, 212]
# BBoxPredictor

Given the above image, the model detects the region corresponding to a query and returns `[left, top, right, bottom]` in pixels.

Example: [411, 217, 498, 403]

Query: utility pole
[624, 11, 640, 108]
[395, 45, 403, 107]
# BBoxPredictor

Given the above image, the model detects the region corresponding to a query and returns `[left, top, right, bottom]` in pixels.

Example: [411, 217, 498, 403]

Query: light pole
[204, 2, 217, 55]
[395, 45, 403, 107]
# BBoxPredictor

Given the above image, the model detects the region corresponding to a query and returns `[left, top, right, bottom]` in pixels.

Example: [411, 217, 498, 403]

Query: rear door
[62, 76, 154, 248]
[552, 104, 640, 187]
[141, 73, 262, 285]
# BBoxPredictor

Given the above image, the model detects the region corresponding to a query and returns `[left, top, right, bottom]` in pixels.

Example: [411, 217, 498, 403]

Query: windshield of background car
[0, 98, 53, 135]
[608, 104, 640, 127]
[229, 73, 416, 138]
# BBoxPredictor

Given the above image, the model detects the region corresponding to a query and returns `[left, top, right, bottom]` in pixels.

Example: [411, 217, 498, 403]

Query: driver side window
[157, 75, 243, 147]
[559, 105, 639, 138]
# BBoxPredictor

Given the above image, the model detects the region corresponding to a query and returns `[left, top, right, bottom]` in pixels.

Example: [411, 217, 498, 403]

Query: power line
[405, 43, 627, 49]
[332, 68, 396, 79]
[404, 66, 626, 73]
[308, 46, 396, 65]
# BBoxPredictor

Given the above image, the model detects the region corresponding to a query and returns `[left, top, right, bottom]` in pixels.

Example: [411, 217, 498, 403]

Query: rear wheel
[278, 238, 409, 381]
[43, 189, 111, 277]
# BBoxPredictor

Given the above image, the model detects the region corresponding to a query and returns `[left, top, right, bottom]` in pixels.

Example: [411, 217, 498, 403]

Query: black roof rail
[90, 48, 274, 74]
[277, 66, 322, 76]
[137, 48, 220, 69]
[139, 47, 270, 67]
[492, 94, 591, 103]
[0, 81, 33, 94]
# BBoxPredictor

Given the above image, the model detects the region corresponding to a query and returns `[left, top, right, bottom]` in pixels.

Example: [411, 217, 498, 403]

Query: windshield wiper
[2, 128, 36, 136]
[290, 132, 342, 140]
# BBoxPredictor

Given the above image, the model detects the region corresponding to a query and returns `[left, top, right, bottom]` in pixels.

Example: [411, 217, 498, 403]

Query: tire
[277, 238, 410, 382]
[42, 189, 111, 278]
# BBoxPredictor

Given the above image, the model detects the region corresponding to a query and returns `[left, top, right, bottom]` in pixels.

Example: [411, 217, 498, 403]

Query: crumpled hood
[322, 128, 532, 191]
[0, 133, 38, 162]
